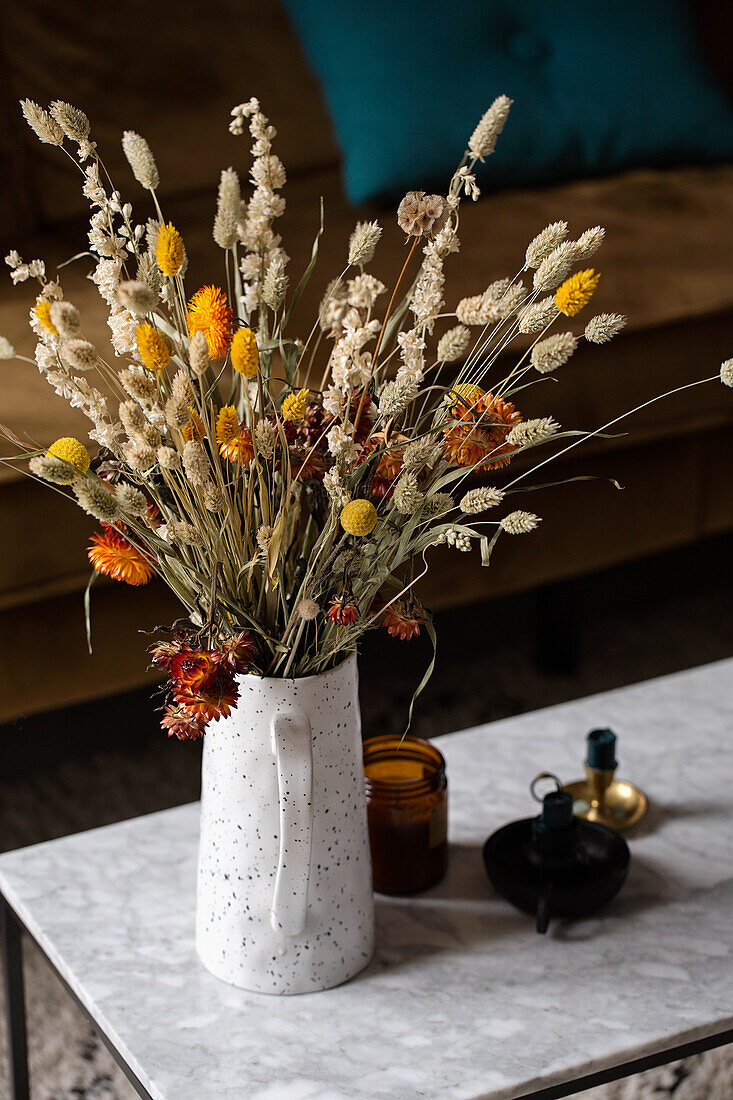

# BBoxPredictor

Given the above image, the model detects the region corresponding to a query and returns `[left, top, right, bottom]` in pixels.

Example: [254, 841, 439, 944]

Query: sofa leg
[535, 582, 578, 676]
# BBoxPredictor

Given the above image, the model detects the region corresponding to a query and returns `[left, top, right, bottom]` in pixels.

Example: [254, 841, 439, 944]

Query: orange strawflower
[366, 431, 408, 498]
[442, 391, 522, 471]
[186, 286, 233, 360]
[447, 382, 484, 421]
[88, 526, 153, 586]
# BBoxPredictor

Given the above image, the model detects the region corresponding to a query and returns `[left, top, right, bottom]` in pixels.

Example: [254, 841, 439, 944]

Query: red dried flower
[383, 601, 424, 641]
[326, 597, 360, 626]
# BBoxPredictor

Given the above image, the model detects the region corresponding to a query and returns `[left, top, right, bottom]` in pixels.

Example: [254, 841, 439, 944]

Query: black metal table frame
[3, 891, 733, 1100]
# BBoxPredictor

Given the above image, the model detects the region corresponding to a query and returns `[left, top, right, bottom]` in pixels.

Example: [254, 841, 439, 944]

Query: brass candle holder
[563, 728, 648, 832]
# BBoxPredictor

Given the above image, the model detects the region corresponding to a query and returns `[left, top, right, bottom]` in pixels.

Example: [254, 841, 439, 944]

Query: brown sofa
[2, 0, 733, 722]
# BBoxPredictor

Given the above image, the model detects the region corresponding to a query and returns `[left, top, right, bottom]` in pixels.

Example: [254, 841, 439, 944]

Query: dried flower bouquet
[2, 96, 728, 741]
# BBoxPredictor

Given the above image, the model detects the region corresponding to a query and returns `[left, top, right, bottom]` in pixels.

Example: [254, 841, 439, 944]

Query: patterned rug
[1, 538, 732, 1098]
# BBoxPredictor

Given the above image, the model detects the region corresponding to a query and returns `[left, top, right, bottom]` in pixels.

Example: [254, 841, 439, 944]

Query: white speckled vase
[196, 653, 375, 994]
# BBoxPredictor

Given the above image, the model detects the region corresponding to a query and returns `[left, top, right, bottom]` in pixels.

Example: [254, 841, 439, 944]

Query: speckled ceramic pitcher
[196, 654, 375, 994]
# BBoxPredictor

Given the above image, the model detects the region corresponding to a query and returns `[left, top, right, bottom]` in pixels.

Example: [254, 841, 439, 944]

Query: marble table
[2, 660, 733, 1100]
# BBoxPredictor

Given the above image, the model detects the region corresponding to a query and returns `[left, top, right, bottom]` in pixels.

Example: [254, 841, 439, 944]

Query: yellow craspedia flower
[230, 326, 259, 377]
[155, 222, 185, 277]
[182, 407, 205, 443]
[555, 268, 601, 317]
[281, 387, 309, 422]
[136, 322, 171, 371]
[186, 286, 233, 360]
[340, 498, 378, 537]
[47, 437, 90, 483]
[34, 297, 57, 334]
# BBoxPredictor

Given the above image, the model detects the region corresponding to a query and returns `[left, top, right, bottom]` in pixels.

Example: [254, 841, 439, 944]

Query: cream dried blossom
[29, 454, 76, 484]
[518, 297, 558, 334]
[531, 332, 578, 373]
[256, 523, 274, 550]
[117, 280, 157, 316]
[297, 597, 320, 621]
[525, 221, 569, 269]
[120, 369, 156, 407]
[348, 221, 382, 266]
[173, 521, 202, 545]
[188, 330, 210, 377]
[182, 440, 209, 486]
[403, 436, 439, 472]
[437, 324, 471, 362]
[49, 101, 90, 143]
[500, 510, 541, 534]
[21, 100, 64, 146]
[584, 313, 627, 344]
[0, 336, 15, 359]
[575, 226, 605, 262]
[122, 131, 159, 190]
[445, 527, 471, 552]
[720, 360, 733, 387]
[124, 441, 157, 471]
[347, 274, 386, 311]
[157, 445, 180, 469]
[396, 329, 426, 382]
[533, 241, 579, 292]
[468, 95, 512, 159]
[116, 483, 147, 516]
[213, 167, 241, 249]
[460, 486, 505, 513]
[327, 423, 358, 461]
[262, 255, 289, 311]
[60, 339, 97, 372]
[397, 192, 447, 238]
[379, 377, 418, 418]
[323, 466, 351, 507]
[393, 471, 424, 514]
[507, 417, 560, 447]
[49, 301, 81, 338]
[202, 482, 225, 511]
[72, 480, 121, 522]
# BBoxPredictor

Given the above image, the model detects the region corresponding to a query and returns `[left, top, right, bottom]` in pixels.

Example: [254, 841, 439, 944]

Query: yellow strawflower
[136, 322, 171, 371]
[230, 327, 259, 377]
[340, 499, 377, 537]
[47, 437, 90, 483]
[281, 387, 309, 422]
[216, 406, 240, 447]
[34, 297, 57, 334]
[155, 222, 185, 277]
[182, 408, 205, 443]
[186, 286, 233, 360]
[555, 268, 600, 317]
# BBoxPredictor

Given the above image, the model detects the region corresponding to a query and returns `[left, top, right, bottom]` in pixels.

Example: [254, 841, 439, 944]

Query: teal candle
[587, 728, 617, 771]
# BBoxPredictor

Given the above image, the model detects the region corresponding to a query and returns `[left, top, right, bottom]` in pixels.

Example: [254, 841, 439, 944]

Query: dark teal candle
[587, 728, 617, 771]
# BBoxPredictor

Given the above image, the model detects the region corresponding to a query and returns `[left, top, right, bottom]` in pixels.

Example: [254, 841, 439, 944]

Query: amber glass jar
[363, 735, 448, 895]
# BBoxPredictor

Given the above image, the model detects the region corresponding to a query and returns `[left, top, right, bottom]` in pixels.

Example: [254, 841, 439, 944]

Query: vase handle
[270, 707, 313, 936]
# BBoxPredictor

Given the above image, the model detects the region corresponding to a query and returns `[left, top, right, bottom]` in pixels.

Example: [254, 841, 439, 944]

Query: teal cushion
[282, 0, 733, 204]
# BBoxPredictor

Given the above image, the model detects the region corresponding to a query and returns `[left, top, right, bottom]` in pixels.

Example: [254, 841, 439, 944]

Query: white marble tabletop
[1, 660, 733, 1100]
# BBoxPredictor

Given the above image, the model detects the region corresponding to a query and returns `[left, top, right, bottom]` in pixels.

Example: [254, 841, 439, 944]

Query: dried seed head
[533, 241, 579, 293]
[518, 297, 558, 334]
[116, 483, 148, 516]
[397, 192, 448, 238]
[262, 256, 289, 311]
[531, 332, 578, 373]
[348, 221, 382, 266]
[437, 324, 471, 363]
[188, 330, 210, 377]
[60, 338, 97, 372]
[49, 301, 82, 338]
[297, 597, 320, 621]
[524, 221, 569, 269]
[467, 95, 512, 159]
[460, 487, 505, 514]
[584, 313, 626, 344]
[213, 167, 240, 249]
[72, 479, 122, 522]
[122, 130, 160, 190]
[500, 510, 541, 535]
[49, 101, 90, 142]
[20, 100, 64, 145]
[117, 280, 158, 316]
[506, 417, 560, 447]
[182, 440, 209, 486]
[157, 445, 180, 469]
